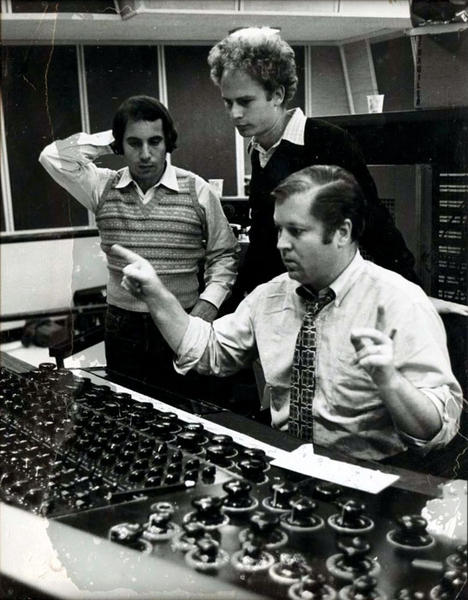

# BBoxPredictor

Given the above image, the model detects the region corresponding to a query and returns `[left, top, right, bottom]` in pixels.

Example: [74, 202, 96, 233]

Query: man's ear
[336, 219, 353, 246]
[273, 85, 286, 106]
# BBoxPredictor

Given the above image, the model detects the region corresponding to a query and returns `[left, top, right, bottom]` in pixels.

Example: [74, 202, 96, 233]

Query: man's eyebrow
[278, 220, 307, 228]
[125, 135, 163, 140]
[222, 94, 255, 100]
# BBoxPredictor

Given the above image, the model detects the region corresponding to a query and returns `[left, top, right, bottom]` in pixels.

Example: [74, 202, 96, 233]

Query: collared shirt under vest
[96, 171, 205, 312]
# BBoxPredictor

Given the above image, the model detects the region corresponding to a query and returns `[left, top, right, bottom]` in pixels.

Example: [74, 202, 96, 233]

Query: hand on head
[110, 244, 162, 299]
[350, 305, 397, 387]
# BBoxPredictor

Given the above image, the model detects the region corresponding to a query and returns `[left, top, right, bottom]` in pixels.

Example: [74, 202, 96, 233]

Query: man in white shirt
[40, 95, 239, 393]
[110, 164, 462, 461]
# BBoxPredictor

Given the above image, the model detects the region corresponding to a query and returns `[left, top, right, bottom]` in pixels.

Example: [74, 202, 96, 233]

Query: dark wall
[165, 46, 237, 195]
[84, 45, 160, 172]
[85, 46, 160, 132]
[1, 45, 87, 230]
[372, 36, 414, 112]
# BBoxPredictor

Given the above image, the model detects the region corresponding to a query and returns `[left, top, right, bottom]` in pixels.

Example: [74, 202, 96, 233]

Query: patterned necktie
[289, 289, 336, 441]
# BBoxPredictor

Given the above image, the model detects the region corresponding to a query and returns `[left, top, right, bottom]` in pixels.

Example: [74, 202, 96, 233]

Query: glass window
[371, 37, 414, 112]
[12, 1, 117, 13]
[84, 45, 160, 171]
[2, 45, 87, 230]
[165, 46, 237, 195]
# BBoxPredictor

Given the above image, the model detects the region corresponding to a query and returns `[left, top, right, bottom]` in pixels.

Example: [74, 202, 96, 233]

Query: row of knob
[108, 495, 467, 600]
[1, 367, 280, 487]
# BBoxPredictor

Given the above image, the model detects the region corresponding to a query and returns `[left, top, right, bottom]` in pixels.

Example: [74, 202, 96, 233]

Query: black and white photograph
[1, 1, 467, 599]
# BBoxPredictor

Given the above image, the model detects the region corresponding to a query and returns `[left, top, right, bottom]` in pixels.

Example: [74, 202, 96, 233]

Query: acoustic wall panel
[343, 40, 376, 114]
[309, 46, 349, 116]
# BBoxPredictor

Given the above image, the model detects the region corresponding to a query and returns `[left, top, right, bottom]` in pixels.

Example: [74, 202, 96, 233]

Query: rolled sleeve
[398, 385, 463, 453]
[391, 294, 464, 453]
[174, 292, 258, 377]
[174, 316, 212, 375]
[39, 130, 115, 212]
[195, 179, 240, 308]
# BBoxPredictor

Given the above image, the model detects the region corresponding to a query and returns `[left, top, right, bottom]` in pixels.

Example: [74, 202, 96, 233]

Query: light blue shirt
[176, 251, 463, 460]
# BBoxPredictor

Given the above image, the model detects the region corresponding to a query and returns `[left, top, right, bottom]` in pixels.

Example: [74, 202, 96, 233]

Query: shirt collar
[248, 107, 307, 154]
[294, 250, 364, 307]
[115, 162, 179, 193]
[281, 107, 306, 146]
[328, 250, 364, 306]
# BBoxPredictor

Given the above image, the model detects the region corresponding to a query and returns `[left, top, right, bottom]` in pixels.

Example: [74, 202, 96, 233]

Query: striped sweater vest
[96, 171, 206, 312]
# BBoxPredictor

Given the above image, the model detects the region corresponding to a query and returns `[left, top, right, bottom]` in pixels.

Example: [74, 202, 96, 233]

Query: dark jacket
[238, 118, 418, 293]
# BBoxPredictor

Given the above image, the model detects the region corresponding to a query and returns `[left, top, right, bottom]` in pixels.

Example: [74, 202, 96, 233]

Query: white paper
[271, 444, 400, 494]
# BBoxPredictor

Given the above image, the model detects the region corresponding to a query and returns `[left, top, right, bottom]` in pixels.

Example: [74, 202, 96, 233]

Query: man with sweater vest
[40, 95, 239, 394]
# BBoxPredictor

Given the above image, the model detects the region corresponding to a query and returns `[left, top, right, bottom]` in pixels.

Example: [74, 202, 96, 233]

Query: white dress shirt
[175, 251, 463, 460]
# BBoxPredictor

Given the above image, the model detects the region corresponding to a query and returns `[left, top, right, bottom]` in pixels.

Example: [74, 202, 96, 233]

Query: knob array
[0, 366, 210, 514]
[0, 365, 274, 517]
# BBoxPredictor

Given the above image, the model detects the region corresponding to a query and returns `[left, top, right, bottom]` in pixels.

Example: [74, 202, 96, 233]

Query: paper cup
[367, 94, 384, 113]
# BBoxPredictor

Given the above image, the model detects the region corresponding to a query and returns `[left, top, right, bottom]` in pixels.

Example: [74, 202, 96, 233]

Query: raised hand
[350, 305, 397, 387]
[110, 244, 164, 299]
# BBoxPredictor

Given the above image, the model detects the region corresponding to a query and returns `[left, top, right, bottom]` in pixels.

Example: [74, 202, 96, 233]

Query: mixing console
[0, 363, 240, 517]
[0, 362, 466, 600]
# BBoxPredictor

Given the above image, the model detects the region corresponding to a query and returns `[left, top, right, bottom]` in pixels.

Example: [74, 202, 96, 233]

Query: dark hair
[112, 95, 178, 154]
[208, 27, 298, 106]
[272, 165, 367, 243]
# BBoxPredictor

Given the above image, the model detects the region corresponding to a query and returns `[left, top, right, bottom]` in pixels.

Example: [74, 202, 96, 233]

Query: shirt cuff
[199, 283, 230, 309]
[77, 130, 114, 148]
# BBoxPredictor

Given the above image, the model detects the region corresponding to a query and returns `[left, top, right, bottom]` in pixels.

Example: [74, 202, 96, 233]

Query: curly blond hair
[208, 27, 298, 106]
